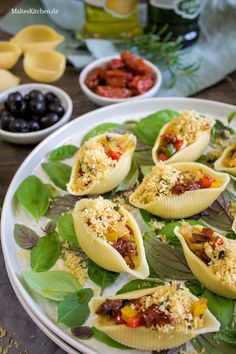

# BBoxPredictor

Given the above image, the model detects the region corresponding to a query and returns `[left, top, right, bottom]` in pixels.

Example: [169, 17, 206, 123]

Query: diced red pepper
[126, 314, 144, 328]
[200, 175, 215, 188]
[174, 139, 184, 150]
[116, 313, 126, 325]
[108, 151, 120, 160]
[212, 236, 224, 249]
[158, 153, 168, 161]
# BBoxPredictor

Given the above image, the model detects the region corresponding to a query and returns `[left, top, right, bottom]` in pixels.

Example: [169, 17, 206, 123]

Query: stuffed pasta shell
[152, 111, 213, 164]
[90, 281, 220, 351]
[175, 223, 236, 299]
[72, 197, 149, 279]
[214, 142, 236, 176]
[67, 132, 136, 195]
[129, 162, 230, 219]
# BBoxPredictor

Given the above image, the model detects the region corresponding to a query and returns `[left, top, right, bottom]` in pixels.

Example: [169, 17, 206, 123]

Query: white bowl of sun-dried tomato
[79, 51, 162, 106]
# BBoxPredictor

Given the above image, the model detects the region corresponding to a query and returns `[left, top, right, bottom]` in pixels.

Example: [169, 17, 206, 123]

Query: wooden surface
[0, 1, 236, 354]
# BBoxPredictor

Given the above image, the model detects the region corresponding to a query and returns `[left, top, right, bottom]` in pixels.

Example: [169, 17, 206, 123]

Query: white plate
[2, 97, 236, 354]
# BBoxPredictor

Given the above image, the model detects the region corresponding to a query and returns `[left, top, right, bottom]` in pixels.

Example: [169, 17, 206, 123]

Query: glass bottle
[83, 0, 142, 38]
[147, 0, 203, 47]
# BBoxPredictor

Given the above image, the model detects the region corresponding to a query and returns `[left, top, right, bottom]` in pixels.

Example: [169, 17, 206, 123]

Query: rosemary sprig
[115, 26, 200, 88]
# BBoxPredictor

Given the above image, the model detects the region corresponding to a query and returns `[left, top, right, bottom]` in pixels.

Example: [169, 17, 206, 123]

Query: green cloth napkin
[1, 0, 236, 97]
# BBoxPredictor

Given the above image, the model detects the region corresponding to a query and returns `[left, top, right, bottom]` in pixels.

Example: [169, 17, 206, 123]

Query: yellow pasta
[214, 142, 236, 176]
[0, 70, 20, 92]
[0, 41, 21, 69]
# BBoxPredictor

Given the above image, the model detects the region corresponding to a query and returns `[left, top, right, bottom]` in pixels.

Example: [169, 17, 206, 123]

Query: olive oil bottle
[147, 0, 203, 47]
[83, 0, 142, 38]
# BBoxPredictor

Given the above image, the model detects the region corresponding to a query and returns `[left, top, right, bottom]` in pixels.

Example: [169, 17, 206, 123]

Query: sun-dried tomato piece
[96, 86, 132, 98]
[142, 304, 172, 328]
[112, 236, 136, 257]
[129, 75, 154, 95]
[96, 299, 123, 317]
[85, 67, 104, 90]
[121, 51, 154, 76]
[107, 58, 125, 70]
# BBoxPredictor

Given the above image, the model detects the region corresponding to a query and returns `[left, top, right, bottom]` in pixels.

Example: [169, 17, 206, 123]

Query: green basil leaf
[215, 329, 236, 344]
[57, 288, 93, 327]
[227, 111, 236, 124]
[134, 110, 178, 145]
[42, 162, 71, 191]
[194, 333, 236, 354]
[23, 270, 81, 301]
[145, 235, 195, 280]
[31, 232, 61, 272]
[88, 260, 119, 294]
[16, 175, 50, 222]
[203, 289, 234, 329]
[42, 220, 57, 233]
[92, 327, 129, 349]
[45, 194, 79, 221]
[116, 278, 163, 295]
[185, 279, 205, 296]
[134, 150, 154, 165]
[14, 224, 40, 249]
[140, 165, 153, 175]
[45, 184, 60, 198]
[57, 213, 79, 247]
[81, 123, 121, 146]
[116, 159, 139, 192]
[225, 232, 236, 240]
[48, 145, 78, 161]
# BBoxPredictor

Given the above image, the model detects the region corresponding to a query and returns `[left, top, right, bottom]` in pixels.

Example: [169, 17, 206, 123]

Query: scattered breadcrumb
[149, 219, 165, 231]
[61, 243, 88, 285]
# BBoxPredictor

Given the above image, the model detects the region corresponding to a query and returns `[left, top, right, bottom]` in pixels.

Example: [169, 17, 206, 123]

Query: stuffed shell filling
[179, 224, 236, 288]
[157, 111, 212, 161]
[222, 143, 236, 167]
[131, 164, 221, 204]
[70, 133, 135, 193]
[95, 282, 207, 332]
[78, 198, 138, 269]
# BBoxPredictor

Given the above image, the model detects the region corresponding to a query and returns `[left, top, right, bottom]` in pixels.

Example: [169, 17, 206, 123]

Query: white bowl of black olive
[0, 83, 73, 144]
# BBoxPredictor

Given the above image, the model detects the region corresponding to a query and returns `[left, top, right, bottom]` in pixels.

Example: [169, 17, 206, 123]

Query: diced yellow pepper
[121, 305, 138, 321]
[193, 298, 207, 317]
[105, 232, 120, 242]
[211, 180, 222, 188]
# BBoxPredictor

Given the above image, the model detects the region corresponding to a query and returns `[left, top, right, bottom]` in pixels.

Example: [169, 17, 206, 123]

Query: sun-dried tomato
[96, 86, 132, 98]
[112, 236, 136, 257]
[129, 75, 154, 95]
[85, 67, 104, 90]
[142, 304, 172, 328]
[95, 299, 123, 317]
[108, 58, 125, 70]
[121, 51, 154, 76]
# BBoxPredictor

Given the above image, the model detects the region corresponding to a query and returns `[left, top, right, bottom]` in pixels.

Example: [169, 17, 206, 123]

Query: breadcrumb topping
[61, 243, 88, 285]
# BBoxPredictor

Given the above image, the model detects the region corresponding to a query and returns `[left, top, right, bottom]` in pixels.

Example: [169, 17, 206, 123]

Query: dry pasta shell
[23, 50, 66, 83]
[0, 41, 21, 69]
[214, 143, 236, 176]
[129, 162, 230, 219]
[152, 117, 212, 164]
[72, 198, 149, 279]
[90, 286, 220, 351]
[0, 70, 20, 92]
[10, 25, 64, 52]
[175, 225, 236, 299]
[67, 133, 136, 195]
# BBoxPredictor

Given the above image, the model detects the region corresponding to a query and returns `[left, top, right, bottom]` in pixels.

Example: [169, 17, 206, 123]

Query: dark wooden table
[0, 1, 236, 353]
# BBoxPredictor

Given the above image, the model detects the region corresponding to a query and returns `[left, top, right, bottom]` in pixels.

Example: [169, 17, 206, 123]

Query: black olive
[28, 90, 45, 102]
[9, 119, 29, 133]
[48, 102, 65, 117]
[29, 99, 46, 116]
[29, 120, 40, 131]
[218, 250, 225, 259]
[45, 91, 60, 105]
[1, 114, 15, 130]
[5, 91, 23, 109]
[9, 100, 27, 117]
[31, 115, 40, 121]
[40, 113, 59, 129]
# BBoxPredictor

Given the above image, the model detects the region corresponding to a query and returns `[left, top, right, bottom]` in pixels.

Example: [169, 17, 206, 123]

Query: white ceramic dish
[0, 83, 73, 144]
[79, 55, 162, 106]
[2, 98, 236, 354]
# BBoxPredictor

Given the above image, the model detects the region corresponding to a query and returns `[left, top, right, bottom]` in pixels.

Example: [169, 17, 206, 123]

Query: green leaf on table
[134, 110, 178, 145]
[23, 270, 81, 301]
[16, 175, 50, 222]
[57, 288, 93, 327]
[81, 123, 121, 146]
[48, 145, 78, 161]
[31, 232, 61, 272]
[145, 235, 195, 280]
[215, 329, 236, 344]
[227, 111, 236, 124]
[14, 224, 40, 249]
[185, 279, 205, 296]
[92, 327, 129, 349]
[45, 194, 79, 221]
[116, 159, 139, 191]
[203, 289, 234, 329]
[192, 333, 236, 354]
[116, 278, 163, 295]
[88, 260, 119, 294]
[140, 165, 153, 175]
[57, 213, 79, 247]
[42, 162, 71, 191]
[46, 184, 60, 197]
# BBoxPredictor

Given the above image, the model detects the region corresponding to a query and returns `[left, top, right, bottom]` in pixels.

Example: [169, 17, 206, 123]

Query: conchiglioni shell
[214, 143, 236, 176]
[152, 118, 212, 164]
[0, 69, 20, 92]
[67, 133, 136, 196]
[175, 226, 236, 299]
[0, 41, 21, 69]
[129, 162, 230, 219]
[10, 25, 64, 52]
[72, 198, 149, 279]
[23, 50, 66, 83]
[90, 286, 220, 351]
